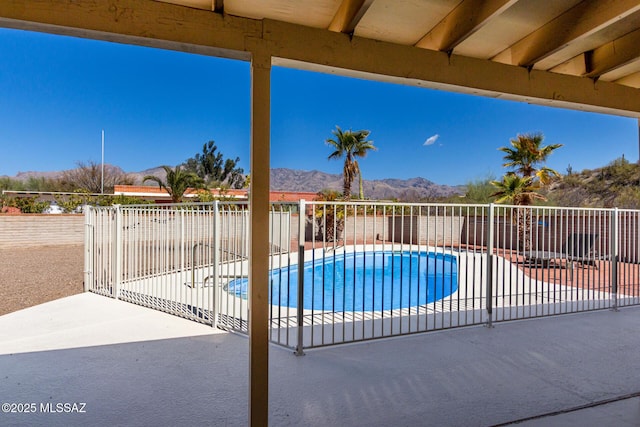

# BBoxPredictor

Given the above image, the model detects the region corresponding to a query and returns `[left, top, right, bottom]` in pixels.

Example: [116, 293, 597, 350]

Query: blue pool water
[226, 251, 458, 312]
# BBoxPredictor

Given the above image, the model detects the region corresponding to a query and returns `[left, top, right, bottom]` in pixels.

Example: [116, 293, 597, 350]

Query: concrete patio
[1, 293, 639, 426]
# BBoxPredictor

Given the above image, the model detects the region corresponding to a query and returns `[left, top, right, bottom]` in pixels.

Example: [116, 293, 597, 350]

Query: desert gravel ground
[0, 244, 84, 316]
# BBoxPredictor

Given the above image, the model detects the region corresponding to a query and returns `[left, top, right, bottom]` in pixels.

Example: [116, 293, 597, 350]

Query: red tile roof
[113, 185, 318, 202]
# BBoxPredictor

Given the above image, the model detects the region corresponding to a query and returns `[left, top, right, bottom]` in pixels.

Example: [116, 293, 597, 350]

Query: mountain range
[4, 166, 463, 201]
[269, 168, 463, 200]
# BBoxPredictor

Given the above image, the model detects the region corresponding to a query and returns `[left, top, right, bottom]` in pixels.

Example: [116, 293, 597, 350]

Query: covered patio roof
[1, 1, 639, 425]
[1, 1, 639, 116]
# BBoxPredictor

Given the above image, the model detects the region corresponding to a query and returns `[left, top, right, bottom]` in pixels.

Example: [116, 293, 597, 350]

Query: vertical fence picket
[612, 208, 619, 311]
[113, 205, 122, 300]
[486, 203, 495, 327]
[295, 200, 306, 355]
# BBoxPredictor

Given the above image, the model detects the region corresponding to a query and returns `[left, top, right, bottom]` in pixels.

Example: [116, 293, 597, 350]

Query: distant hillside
[270, 168, 463, 200]
[546, 157, 640, 208]
[4, 166, 462, 201]
[3, 165, 163, 185]
[127, 166, 167, 184]
[9, 170, 65, 181]
[7, 159, 640, 207]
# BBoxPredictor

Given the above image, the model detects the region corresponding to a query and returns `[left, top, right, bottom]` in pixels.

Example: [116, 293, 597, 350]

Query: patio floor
[1, 293, 639, 426]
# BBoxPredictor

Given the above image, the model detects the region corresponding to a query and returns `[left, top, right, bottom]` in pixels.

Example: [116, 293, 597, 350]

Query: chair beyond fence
[84, 202, 640, 351]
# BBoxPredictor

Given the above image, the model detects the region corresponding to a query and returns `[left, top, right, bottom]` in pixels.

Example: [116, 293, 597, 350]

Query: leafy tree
[55, 191, 92, 213]
[143, 165, 204, 203]
[326, 126, 376, 200]
[102, 194, 151, 206]
[25, 177, 62, 192]
[457, 175, 496, 204]
[1, 196, 49, 213]
[192, 188, 238, 203]
[0, 176, 62, 192]
[0, 177, 21, 192]
[184, 140, 245, 188]
[194, 189, 217, 203]
[59, 161, 133, 193]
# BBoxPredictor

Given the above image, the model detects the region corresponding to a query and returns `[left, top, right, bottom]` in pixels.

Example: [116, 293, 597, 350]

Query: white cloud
[424, 134, 439, 146]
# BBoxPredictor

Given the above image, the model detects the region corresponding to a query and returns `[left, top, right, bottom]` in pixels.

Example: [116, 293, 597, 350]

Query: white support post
[295, 199, 306, 356]
[249, 50, 271, 426]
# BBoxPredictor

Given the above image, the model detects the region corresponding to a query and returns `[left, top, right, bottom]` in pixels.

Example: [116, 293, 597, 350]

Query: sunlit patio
[1, 292, 639, 426]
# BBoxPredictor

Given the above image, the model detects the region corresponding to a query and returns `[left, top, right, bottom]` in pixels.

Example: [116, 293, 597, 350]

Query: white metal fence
[85, 201, 640, 352]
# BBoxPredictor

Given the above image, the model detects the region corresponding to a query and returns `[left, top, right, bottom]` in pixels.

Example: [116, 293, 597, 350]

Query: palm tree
[499, 133, 562, 205]
[491, 174, 546, 251]
[497, 133, 561, 250]
[490, 174, 546, 206]
[143, 165, 204, 203]
[326, 126, 376, 200]
[314, 189, 345, 242]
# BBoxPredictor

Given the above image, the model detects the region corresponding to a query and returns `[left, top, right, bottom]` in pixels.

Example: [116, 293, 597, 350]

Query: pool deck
[1, 293, 639, 426]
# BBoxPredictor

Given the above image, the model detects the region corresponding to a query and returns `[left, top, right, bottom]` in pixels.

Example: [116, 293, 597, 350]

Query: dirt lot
[0, 244, 84, 316]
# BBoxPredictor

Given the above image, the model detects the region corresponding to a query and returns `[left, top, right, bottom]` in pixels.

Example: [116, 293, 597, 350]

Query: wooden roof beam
[549, 54, 588, 76]
[267, 20, 640, 118]
[586, 27, 640, 78]
[327, 0, 373, 34]
[615, 71, 640, 88]
[492, 0, 640, 68]
[0, 0, 257, 60]
[415, 0, 518, 53]
[551, 28, 640, 79]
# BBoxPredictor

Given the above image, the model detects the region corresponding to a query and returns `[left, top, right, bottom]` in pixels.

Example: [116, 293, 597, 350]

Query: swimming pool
[226, 251, 458, 312]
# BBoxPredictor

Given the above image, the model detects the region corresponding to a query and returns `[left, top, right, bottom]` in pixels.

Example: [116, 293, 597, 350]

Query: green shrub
[2, 196, 49, 213]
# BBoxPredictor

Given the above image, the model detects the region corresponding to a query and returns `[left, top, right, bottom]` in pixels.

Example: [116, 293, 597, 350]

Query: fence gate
[85, 202, 294, 335]
[85, 204, 220, 326]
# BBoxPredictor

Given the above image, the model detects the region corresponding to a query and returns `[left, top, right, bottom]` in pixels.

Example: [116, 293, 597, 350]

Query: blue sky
[0, 28, 638, 186]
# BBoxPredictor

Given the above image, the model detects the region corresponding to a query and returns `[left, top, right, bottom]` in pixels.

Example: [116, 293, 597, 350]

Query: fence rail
[85, 201, 640, 351]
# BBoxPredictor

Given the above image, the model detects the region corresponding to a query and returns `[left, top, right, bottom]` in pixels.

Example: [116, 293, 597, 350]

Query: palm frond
[498, 132, 562, 183]
[491, 174, 546, 205]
